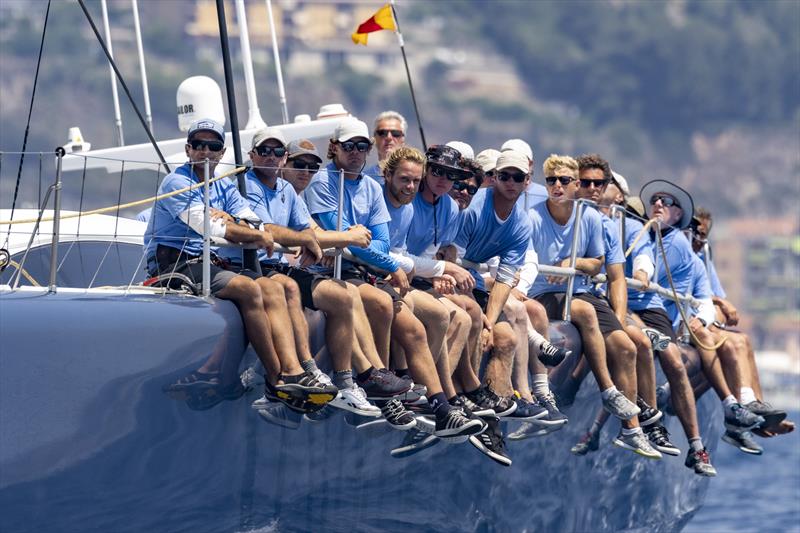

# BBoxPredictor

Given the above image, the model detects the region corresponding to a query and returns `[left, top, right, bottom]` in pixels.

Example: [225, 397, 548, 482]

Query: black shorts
[341, 267, 403, 305]
[152, 244, 259, 295]
[534, 291, 623, 335]
[636, 307, 677, 343]
[471, 288, 509, 324]
[411, 278, 434, 291]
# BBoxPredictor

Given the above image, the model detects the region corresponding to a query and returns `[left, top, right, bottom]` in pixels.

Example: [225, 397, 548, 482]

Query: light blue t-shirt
[383, 185, 414, 251]
[624, 216, 664, 312]
[519, 182, 548, 210]
[697, 250, 726, 298]
[656, 228, 712, 326]
[527, 201, 605, 297]
[454, 187, 531, 289]
[667, 253, 713, 329]
[217, 171, 311, 265]
[364, 163, 383, 185]
[592, 211, 626, 297]
[406, 189, 461, 257]
[144, 163, 248, 269]
[305, 162, 397, 273]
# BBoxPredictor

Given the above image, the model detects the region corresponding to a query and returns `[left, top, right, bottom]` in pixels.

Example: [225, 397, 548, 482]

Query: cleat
[391, 429, 440, 458]
[644, 424, 681, 456]
[685, 448, 717, 477]
[724, 403, 765, 431]
[330, 385, 382, 417]
[538, 340, 571, 367]
[535, 391, 569, 427]
[602, 389, 640, 420]
[571, 431, 600, 455]
[434, 408, 486, 438]
[613, 429, 663, 460]
[380, 398, 417, 431]
[722, 430, 763, 455]
[360, 368, 412, 400]
[468, 418, 512, 466]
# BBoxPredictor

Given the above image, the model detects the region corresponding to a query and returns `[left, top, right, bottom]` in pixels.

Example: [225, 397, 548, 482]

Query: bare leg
[391, 303, 444, 396]
[570, 299, 615, 391]
[659, 343, 701, 440]
[714, 329, 745, 400]
[625, 324, 657, 408]
[604, 329, 639, 428]
[406, 290, 454, 397]
[311, 279, 354, 373]
[358, 283, 394, 367]
[255, 277, 304, 375]
[483, 322, 517, 397]
[691, 326, 734, 400]
[444, 293, 483, 388]
[347, 283, 385, 371]
[505, 297, 533, 401]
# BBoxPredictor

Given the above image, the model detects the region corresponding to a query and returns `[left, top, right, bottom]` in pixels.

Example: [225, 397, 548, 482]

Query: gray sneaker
[613, 429, 662, 459]
[536, 391, 569, 427]
[722, 430, 763, 455]
[602, 389, 641, 420]
[724, 403, 765, 431]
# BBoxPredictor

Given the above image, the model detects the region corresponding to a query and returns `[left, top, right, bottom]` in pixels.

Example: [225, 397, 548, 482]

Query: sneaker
[469, 418, 512, 467]
[507, 422, 555, 440]
[330, 385, 382, 417]
[642, 327, 671, 351]
[457, 393, 495, 418]
[536, 391, 569, 427]
[240, 366, 265, 390]
[399, 382, 427, 404]
[602, 389, 640, 420]
[571, 431, 600, 455]
[434, 408, 486, 438]
[644, 424, 681, 456]
[390, 429, 440, 458]
[538, 340, 571, 367]
[277, 371, 338, 406]
[504, 396, 549, 422]
[613, 429, 663, 459]
[380, 398, 417, 431]
[637, 397, 663, 427]
[722, 430, 763, 455]
[745, 400, 787, 430]
[465, 385, 517, 418]
[685, 448, 717, 477]
[360, 368, 412, 400]
[724, 403, 765, 431]
[253, 399, 302, 430]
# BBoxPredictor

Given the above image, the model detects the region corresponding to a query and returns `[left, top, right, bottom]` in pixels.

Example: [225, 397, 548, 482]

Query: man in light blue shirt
[364, 110, 407, 186]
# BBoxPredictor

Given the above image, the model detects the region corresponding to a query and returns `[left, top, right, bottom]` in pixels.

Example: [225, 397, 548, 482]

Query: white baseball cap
[334, 118, 371, 142]
[611, 170, 630, 197]
[251, 127, 287, 149]
[475, 149, 501, 172]
[495, 150, 529, 174]
[501, 138, 533, 162]
[446, 141, 474, 160]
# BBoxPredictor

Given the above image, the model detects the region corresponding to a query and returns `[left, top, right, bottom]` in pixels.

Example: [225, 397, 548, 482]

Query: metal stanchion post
[202, 158, 211, 298]
[48, 147, 65, 292]
[562, 199, 587, 321]
[333, 168, 345, 280]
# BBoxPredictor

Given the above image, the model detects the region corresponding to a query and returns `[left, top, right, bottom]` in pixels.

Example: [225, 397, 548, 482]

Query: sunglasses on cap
[497, 170, 527, 183]
[430, 165, 465, 181]
[189, 139, 224, 152]
[375, 129, 404, 138]
[452, 181, 478, 195]
[339, 140, 370, 153]
[291, 160, 320, 171]
[650, 194, 681, 208]
[545, 175, 575, 186]
[254, 145, 287, 157]
[579, 178, 610, 188]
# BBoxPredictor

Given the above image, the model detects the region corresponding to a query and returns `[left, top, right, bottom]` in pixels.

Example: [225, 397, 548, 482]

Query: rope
[7, 260, 41, 286]
[624, 217, 658, 258]
[0, 165, 246, 226]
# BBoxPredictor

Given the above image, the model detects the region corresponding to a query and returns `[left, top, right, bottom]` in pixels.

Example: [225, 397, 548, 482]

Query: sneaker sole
[494, 403, 518, 419]
[613, 438, 663, 460]
[758, 411, 787, 432]
[724, 417, 765, 432]
[468, 436, 512, 467]
[360, 416, 417, 432]
[687, 463, 718, 477]
[501, 409, 549, 422]
[653, 444, 681, 456]
[434, 419, 486, 438]
[639, 411, 664, 427]
[721, 434, 763, 455]
[329, 396, 382, 418]
[390, 436, 440, 458]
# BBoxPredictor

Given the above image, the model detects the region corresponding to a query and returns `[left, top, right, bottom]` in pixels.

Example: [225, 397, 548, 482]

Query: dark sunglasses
[452, 181, 478, 195]
[545, 175, 575, 186]
[650, 194, 681, 208]
[291, 160, 320, 171]
[375, 129, 404, 138]
[579, 178, 610, 188]
[254, 145, 287, 157]
[497, 170, 527, 183]
[189, 139, 224, 152]
[485, 170, 496, 178]
[430, 165, 465, 181]
[339, 140, 370, 153]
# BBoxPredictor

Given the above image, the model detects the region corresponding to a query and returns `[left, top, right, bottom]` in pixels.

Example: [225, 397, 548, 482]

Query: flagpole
[388, 0, 426, 150]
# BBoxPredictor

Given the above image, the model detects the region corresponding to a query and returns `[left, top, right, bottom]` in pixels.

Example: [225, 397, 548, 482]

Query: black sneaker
[722, 430, 763, 455]
[277, 371, 338, 406]
[538, 340, 571, 367]
[380, 398, 417, 431]
[570, 431, 600, 455]
[469, 418, 512, 467]
[456, 393, 495, 418]
[359, 368, 412, 400]
[434, 408, 486, 438]
[536, 391, 569, 427]
[465, 385, 517, 418]
[637, 397, 663, 427]
[504, 396, 549, 422]
[745, 400, 786, 431]
[685, 448, 717, 477]
[390, 429, 440, 458]
[724, 403, 765, 431]
[644, 423, 681, 456]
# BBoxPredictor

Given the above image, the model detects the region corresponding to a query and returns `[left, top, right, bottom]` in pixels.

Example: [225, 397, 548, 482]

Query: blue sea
[685, 411, 800, 533]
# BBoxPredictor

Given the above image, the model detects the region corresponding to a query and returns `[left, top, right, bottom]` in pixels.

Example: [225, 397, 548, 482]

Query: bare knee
[220, 276, 263, 307]
[608, 330, 637, 361]
[314, 279, 352, 312]
[492, 322, 516, 356]
[257, 277, 286, 306]
[570, 300, 597, 326]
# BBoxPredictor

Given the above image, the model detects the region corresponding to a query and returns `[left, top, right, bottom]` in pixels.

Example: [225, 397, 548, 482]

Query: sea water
[685, 411, 800, 533]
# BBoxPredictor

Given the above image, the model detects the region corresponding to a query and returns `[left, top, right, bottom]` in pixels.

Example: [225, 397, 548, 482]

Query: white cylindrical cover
[176, 76, 226, 132]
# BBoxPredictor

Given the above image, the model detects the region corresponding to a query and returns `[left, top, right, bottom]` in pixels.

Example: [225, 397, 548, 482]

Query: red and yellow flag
[351, 4, 396, 45]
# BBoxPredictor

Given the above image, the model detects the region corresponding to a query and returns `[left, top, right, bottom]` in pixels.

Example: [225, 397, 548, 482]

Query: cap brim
[189, 128, 224, 142]
[430, 163, 470, 180]
[639, 179, 694, 229]
[288, 151, 322, 163]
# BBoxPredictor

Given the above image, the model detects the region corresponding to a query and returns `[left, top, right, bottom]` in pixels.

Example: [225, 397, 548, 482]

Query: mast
[100, 0, 124, 146]
[131, 0, 153, 134]
[265, 0, 289, 124]
[234, 0, 266, 130]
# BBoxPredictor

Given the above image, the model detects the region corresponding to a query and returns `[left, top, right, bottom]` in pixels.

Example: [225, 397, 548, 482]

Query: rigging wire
[5, 0, 52, 249]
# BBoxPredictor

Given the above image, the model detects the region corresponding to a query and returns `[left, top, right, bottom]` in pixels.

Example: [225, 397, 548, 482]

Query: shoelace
[382, 399, 406, 418]
[541, 343, 560, 356]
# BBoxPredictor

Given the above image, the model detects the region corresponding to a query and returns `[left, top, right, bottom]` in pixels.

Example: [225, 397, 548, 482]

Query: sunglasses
[452, 181, 478, 195]
[430, 165, 465, 181]
[254, 145, 287, 157]
[291, 160, 320, 171]
[497, 170, 527, 183]
[650, 194, 681, 208]
[375, 129, 404, 138]
[339, 140, 370, 153]
[189, 139, 224, 152]
[545, 175, 575, 186]
[579, 178, 610, 188]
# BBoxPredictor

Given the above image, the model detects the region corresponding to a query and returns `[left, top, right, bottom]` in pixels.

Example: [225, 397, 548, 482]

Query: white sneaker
[330, 385, 381, 417]
[613, 429, 662, 460]
[240, 366, 265, 390]
[602, 389, 641, 420]
[312, 369, 335, 387]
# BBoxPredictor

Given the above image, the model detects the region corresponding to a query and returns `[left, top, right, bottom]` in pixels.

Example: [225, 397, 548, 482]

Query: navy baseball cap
[187, 118, 225, 142]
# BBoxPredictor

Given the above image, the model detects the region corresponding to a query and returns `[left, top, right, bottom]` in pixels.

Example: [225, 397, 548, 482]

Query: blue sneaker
[503, 395, 548, 422]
